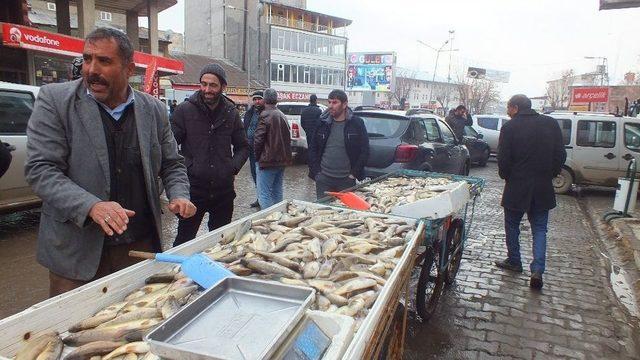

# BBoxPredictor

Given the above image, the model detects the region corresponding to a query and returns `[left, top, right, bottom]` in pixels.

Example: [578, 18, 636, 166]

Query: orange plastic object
[326, 191, 371, 210]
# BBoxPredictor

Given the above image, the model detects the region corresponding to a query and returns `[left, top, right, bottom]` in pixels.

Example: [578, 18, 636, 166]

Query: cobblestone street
[404, 161, 640, 359]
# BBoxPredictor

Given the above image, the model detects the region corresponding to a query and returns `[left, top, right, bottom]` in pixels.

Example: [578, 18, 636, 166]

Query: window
[284, 64, 290, 82]
[303, 35, 311, 53]
[624, 123, 640, 152]
[277, 64, 285, 82]
[439, 121, 456, 144]
[277, 31, 285, 50]
[284, 31, 291, 51]
[303, 66, 310, 83]
[291, 65, 298, 83]
[99, 11, 112, 21]
[47, 2, 56, 11]
[321, 68, 327, 85]
[576, 120, 615, 148]
[0, 90, 35, 134]
[271, 63, 278, 81]
[361, 116, 406, 138]
[556, 118, 572, 145]
[277, 104, 306, 115]
[422, 119, 441, 141]
[477, 117, 499, 130]
[463, 125, 478, 137]
[291, 32, 299, 52]
[327, 70, 334, 86]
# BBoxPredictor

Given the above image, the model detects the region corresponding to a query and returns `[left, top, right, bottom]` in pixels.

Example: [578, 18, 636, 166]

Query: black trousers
[174, 190, 235, 246]
[315, 173, 356, 200]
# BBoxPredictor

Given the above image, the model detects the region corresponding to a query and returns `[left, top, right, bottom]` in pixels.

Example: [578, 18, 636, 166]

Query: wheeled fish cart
[320, 170, 485, 355]
[0, 200, 424, 360]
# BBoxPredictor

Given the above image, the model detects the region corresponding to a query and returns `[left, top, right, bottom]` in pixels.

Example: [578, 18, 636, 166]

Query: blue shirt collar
[87, 86, 135, 121]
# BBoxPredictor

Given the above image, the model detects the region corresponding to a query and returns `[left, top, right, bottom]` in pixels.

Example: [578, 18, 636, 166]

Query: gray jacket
[25, 79, 190, 280]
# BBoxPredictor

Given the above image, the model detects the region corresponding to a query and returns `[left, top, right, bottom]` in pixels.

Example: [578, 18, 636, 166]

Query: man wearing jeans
[253, 88, 292, 208]
[495, 94, 566, 290]
[308, 90, 369, 200]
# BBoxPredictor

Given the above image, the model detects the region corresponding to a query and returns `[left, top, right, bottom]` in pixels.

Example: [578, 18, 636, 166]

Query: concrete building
[185, 0, 350, 99]
[0, 0, 183, 86]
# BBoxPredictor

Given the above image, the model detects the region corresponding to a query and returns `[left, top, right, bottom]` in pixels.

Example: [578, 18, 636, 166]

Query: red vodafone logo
[9, 27, 21, 43]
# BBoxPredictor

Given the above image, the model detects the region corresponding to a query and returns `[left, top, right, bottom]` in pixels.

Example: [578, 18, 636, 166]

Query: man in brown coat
[253, 88, 292, 208]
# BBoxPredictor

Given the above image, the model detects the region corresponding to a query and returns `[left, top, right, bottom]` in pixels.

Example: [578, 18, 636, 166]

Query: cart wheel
[445, 219, 465, 286]
[416, 246, 444, 321]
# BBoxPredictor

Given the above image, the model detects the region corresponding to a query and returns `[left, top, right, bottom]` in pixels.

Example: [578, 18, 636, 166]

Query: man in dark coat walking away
[308, 90, 369, 200]
[171, 64, 250, 246]
[495, 94, 566, 290]
[243, 90, 265, 208]
[253, 88, 292, 208]
[300, 94, 322, 151]
[446, 105, 472, 141]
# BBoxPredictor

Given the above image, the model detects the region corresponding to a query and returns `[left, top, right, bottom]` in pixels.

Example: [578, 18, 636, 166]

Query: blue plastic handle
[155, 253, 188, 264]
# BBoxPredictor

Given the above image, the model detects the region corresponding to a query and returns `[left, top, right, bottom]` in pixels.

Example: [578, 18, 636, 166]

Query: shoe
[250, 200, 260, 208]
[494, 258, 523, 273]
[530, 273, 543, 290]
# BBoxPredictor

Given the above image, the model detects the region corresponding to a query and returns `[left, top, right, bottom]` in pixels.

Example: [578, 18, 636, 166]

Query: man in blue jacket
[308, 90, 369, 199]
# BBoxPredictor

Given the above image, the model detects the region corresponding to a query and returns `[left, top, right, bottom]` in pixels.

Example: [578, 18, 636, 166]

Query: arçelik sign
[571, 87, 610, 103]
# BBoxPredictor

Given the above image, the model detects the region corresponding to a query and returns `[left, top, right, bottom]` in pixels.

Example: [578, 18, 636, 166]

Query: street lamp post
[417, 39, 458, 107]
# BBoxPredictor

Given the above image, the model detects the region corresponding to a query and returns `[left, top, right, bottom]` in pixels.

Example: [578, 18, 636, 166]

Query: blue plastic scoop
[129, 250, 234, 289]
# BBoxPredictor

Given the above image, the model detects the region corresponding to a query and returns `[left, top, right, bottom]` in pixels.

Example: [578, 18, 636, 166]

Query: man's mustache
[87, 74, 109, 86]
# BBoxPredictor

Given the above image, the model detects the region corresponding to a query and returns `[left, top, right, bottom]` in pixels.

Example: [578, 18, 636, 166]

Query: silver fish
[303, 261, 320, 279]
[242, 258, 302, 279]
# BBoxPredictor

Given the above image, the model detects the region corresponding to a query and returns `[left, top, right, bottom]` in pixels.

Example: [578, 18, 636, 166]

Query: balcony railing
[268, 16, 346, 37]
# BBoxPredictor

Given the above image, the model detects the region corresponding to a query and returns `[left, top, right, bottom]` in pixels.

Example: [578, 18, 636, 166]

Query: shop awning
[0, 23, 183, 75]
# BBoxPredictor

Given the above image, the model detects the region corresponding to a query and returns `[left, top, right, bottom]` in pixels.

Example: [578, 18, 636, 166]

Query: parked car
[471, 114, 510, 154]
[463, 125, 490, 166]
[276, 101, 327, 162]
[547, 111, 640, 193]
[0, 82, 41, 213]
[354, 110, 470, 179]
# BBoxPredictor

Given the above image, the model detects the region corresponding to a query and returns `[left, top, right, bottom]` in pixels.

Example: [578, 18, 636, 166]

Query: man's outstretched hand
[168, 198, 197, 218]
[89, 201, 135, 236]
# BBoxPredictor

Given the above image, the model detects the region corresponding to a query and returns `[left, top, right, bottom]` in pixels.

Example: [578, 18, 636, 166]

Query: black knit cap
[251, 90, 264, 99]
[199, 63, 227, 85]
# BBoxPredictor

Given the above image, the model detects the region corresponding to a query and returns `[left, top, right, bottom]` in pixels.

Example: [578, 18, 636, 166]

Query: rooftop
[70, 0, 177, 15]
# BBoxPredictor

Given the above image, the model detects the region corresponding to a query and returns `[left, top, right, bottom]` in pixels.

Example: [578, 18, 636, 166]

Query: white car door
[0, 88, 37, 206]
[572, 118, 621, 186]
[474, 116, 501, 152]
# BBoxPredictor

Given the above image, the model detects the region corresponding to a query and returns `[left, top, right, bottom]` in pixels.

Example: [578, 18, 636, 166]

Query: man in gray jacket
[25, 28, 195, 296]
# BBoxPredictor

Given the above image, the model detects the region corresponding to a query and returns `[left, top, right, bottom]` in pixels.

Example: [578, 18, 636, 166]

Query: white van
[547, 111, 640, 194]
[471, 114, 510, 154]
[276, 101, 327, 161]
[0, 82, 41, 213]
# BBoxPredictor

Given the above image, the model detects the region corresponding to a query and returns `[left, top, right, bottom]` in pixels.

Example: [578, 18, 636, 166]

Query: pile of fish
[14, 270, 198, 360]
[13, 203, 416, 359]
[331, 176, 454, 213]
[206, 203, 416, 329]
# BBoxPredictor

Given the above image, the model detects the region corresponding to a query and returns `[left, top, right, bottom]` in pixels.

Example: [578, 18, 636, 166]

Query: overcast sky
[155, 0, 640, 100]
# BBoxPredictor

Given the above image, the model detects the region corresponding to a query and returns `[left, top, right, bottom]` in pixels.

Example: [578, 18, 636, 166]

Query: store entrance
[0, 47, 28, 84]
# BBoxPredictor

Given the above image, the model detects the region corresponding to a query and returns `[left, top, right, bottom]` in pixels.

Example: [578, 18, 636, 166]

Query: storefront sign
[1, 23, 184, 74]
[347, 52, 396, 92]
[277, 92, 311, 101]
[143, 58, 159, 98]
[571, 87, 609, 103]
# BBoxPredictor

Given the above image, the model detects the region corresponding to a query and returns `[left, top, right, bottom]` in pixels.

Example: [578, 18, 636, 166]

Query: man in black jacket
[446, 105, 473, 141]
[300, 94, 322, 149]
[243, 90, 265, 208]
[308, 90, 369, 199]
[171, 64, 250, 246]
[495, 94, 566, 290]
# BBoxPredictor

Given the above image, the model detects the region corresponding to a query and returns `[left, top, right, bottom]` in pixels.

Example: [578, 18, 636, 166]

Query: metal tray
[145, 277, 316, 360]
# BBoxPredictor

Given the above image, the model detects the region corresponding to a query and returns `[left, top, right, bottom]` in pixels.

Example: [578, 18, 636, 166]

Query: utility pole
[447, 29, 455, 83]
[417, 38, 459, 108]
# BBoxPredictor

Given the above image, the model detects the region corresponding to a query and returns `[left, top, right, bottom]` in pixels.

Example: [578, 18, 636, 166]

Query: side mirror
[476, 133, 484, 139]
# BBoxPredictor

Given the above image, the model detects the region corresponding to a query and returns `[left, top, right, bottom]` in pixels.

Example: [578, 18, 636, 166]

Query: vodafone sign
[571, 87, 610, 103]
[1, 23, 184, 74]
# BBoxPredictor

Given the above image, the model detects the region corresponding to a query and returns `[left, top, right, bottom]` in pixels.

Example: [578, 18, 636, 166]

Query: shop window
[99, 11, 112, 21]
[34, 55, 71, 86]
[577, 120, 615, 148]
[0, 90, 34, 135]
[47, 2, 56, 11]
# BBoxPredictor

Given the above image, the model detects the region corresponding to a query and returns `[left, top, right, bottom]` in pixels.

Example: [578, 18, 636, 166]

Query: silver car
[0, 82, 40, 213]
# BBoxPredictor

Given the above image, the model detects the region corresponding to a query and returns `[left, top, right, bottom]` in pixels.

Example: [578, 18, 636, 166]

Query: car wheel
[553, 168, 573, 194]
[478, 148, 489, 167]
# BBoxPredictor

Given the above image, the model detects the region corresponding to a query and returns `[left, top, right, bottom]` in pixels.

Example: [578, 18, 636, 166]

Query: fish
[252, 225, 270, 234]
[97, 308, 161, 329]
[265, 231, 283, 243]
[34, 336, 63, 360]
[333, 278, 377, 296]
[368, 262, 387, 276]
[233, 219, 252, 245]
[316, 259, 334, 278]
[331, 252, 377, 265]
[336, 298, 366, 317]
[279, 277, 308, 287]
[159, 295, 181, 319]
[353, 271, 387, 285]
[99, 318, 162, 332]
[242, 258, 302, 279]
[102, 342, 150, 360]
[15, 332, 59, 360]
[64, 341, 125, 360]
[279, 215, 310, 228]
[217, 250, 247, 263]
[140, 352, 161, 360]
[324, 293, 349, 306]
[271, 236, 302, 253]
[123, 353, 139, 360]
[255, 251, 302, 272]
[124, 283, 169, 302]
[228, 264, 252, 276]
[303, 228, 329, 241]
[69, 313, 118, 332]
[306, 279, 336, 294]
[269, 224, 292, 233]
[63, 328, 142, 346]
[303, 261, 320, 279]
[321, 237, 338, 257]
[250, 232, 270, 252]
[308, 238, 322, 259]
[155, 285, 198, 307]
[316, 295, 331, 311]
[377, 246, 405, 259]
[207, 248, 232, 261]
[144, 272, 176, 284]
[350, 290, 378, 308]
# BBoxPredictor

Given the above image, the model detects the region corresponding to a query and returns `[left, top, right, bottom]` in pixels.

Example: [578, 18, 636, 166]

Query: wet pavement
[1, 160, 639, 359]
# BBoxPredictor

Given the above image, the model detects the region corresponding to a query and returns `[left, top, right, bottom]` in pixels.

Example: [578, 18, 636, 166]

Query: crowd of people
[13, 27, 565, 296]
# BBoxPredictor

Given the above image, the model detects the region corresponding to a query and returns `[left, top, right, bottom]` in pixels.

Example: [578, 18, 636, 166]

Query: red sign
[277, 91, 311, 101]
[1, 23, 184, 74]
[571, 87, 609, 103]
[143, 58, 159, 97]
